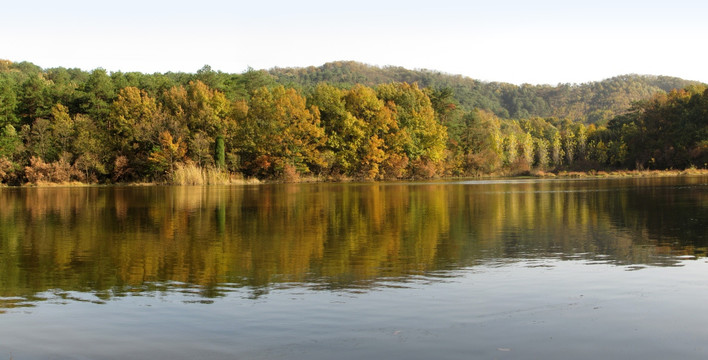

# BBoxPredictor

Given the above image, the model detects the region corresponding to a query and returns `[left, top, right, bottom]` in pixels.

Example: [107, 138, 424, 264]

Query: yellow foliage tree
[240, 86, 325, 178]
[149, 131, 187, 176]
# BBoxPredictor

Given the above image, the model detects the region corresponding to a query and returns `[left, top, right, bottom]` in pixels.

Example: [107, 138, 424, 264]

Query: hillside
[269, 61, 704, 123]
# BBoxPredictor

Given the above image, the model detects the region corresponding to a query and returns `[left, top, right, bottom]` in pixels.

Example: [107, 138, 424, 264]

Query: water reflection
[0, 177, 706, 306]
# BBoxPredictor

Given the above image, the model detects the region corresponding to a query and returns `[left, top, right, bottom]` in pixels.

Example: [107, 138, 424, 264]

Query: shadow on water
[0, 176, 706, 305]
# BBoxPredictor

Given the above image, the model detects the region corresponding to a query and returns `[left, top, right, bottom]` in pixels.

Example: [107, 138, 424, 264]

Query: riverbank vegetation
[0, 60, 706, 185]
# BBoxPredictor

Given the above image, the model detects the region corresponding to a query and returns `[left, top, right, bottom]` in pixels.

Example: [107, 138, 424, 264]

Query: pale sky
[2, 0, 707, 85]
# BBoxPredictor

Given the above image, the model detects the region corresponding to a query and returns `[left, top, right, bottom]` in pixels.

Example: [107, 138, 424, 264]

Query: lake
[1, 176, 707, 359]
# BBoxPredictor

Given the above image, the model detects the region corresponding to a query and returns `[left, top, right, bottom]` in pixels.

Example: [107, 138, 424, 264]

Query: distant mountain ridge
[269, 61, 704, 123]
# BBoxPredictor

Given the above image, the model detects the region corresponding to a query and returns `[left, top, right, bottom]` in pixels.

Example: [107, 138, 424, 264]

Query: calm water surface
[1, 177, 707, 359]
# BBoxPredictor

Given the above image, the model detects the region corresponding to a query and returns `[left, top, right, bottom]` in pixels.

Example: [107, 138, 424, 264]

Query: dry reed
[171, 163, 259, 185]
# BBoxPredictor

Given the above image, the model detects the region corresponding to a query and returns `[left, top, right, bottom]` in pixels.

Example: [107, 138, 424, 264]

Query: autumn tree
[344, 84, 397, 179]
[454, 109, 502, 175]
[50, 103, 74, 155]
[534, 138, 550, 169]
[551, 131, 564, 167]
[238, 86, 325, 178]
[27, 118, 56, 161]
[159, 81, 233, 168]
[563, 129, 576, 165]
[111, 87, 159, 148]
[149, 131, 187, 176]
[376, 83, 447, 167]
[184, 80, 231, 138]
[0, 124, 21, 183]
[519, 132, 535, 168]
[502, 133, 518, 167]
[73, 114, 108, 181]
[309, 83, 366, 176]
[109, 86, 162, 178]
[0, 124, 21, 159]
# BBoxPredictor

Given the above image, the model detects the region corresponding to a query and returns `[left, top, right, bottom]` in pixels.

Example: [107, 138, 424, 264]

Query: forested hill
[270, 61, 704, 123]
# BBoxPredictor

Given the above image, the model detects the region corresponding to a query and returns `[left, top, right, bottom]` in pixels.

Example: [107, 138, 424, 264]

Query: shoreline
[3, 168, 707, 188]
[532, 168, 708, 178]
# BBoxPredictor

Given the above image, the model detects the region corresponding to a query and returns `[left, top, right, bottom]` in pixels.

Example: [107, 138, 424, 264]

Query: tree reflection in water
[0, 176, 706, 306]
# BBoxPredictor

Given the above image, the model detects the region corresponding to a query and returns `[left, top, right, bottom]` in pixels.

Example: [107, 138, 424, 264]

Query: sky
[2, 0, 707, 85]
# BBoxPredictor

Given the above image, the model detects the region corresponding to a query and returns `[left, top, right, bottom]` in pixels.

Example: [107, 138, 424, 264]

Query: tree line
[0, 59, 706, 185]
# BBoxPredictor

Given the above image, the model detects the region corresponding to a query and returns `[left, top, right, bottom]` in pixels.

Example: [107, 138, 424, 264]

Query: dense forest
[0, 59, 706, 185]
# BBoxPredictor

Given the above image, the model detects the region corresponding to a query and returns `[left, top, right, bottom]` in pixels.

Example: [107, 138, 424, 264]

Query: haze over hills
[269, 61, 704, 124]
